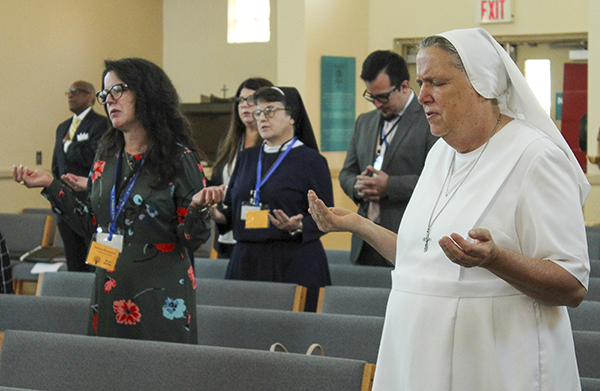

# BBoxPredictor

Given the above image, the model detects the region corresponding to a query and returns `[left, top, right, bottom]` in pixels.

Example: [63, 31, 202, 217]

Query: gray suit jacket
[339, 95, 438, 263]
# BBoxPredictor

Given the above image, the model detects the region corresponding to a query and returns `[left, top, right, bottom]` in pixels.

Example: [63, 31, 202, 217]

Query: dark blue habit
[220, 142, 334, 311]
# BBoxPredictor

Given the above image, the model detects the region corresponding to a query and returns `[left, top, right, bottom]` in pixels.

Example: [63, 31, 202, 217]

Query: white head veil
[437, 28, 590, 203]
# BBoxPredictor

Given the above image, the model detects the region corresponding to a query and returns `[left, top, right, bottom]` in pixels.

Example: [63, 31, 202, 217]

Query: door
[562, 63, 588, 171]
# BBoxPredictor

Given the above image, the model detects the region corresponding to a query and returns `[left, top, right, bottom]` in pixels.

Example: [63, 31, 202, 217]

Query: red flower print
[155, 243, 175, 253]
[91, 215, 97, 226]
[177, 207, 188, 224]
[202, 177, 207, 187]
[57, 189, 65, 198]
[134, 154, 143, 160]
[93, 314, 98, 334]
[198, 163, 205, 173]
[104, 278, 116, 294]
[185, 233, 192, 241]
[92, 160, 105, 183]
[188, 266, 197, 289]
[113, 299, 141, 325]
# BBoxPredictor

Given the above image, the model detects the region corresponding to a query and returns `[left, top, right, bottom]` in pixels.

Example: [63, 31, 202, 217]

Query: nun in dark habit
[192, 86, 334, 312]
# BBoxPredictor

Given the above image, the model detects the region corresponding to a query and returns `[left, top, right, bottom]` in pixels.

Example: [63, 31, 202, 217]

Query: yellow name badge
[245, 209, 270, 229]
[86, 241, 120, 271]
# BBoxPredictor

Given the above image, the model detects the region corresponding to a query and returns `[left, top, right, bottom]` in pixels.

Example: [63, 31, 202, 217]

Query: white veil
[438, 28, 590, 204]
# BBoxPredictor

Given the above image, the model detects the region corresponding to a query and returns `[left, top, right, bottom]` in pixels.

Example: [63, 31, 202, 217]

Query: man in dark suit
[340, 51, 437, 266]
[52, 80, 108, 271]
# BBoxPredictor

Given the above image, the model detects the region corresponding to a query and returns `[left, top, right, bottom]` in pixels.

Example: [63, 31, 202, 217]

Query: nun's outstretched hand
[269, 209, 303, 232]
[307, 190, 358, 233]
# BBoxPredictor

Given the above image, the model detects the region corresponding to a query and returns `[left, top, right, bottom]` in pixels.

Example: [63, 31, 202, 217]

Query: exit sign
[478, 0, 513, 24]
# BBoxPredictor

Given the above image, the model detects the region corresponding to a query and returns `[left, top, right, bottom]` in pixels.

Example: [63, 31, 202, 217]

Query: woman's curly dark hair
[98, 57, 201, 188]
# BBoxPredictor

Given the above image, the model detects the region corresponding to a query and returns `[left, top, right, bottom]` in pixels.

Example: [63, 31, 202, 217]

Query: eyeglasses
[252, 106, 288, 120]
[65, 88, 91, 96]
[363, 85, 398, 104]
[234, 95, 255, 105]
[95, 83, 129, 105]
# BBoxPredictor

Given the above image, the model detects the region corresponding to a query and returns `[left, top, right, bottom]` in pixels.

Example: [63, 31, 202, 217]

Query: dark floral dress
[43, 147, 211, 343]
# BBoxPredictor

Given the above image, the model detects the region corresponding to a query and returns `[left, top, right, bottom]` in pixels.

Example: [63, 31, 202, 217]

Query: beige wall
[0, 0, 163, 213]
[368, 0, 589, 48]
[163, 0, 278, 103]
[304, 0, 370, 249]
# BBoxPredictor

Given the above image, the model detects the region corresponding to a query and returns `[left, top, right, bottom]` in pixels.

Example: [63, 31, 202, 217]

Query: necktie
[67, 117, 81, 140]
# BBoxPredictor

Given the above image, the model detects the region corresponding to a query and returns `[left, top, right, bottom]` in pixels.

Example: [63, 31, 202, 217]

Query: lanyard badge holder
[244, 137, 298, 229]
[242, 190, 267, 228]
[373, 155, 383, 171]
[86, 151, 144, 271]
[374, 117, 401, 171]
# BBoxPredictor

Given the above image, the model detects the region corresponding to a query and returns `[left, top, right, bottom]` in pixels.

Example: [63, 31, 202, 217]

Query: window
[227, 0, 270, 43]
[525, 59, 551, 116]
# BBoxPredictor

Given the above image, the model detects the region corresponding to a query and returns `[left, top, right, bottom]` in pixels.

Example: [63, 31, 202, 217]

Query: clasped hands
[354, 165, 389, 201]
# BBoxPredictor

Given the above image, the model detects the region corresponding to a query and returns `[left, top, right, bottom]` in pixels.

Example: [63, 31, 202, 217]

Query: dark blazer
[339, 94, 438, 263]
[52, 109, 109, 182]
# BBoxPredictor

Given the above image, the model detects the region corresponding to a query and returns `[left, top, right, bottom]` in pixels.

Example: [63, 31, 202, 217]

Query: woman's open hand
[13, 165, 53, 188]
[61, 173, 88, 192]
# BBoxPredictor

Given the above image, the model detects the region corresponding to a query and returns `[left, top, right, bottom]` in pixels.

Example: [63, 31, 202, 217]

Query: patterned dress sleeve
[173, 149, 212, 252]
[41, 179, 97, 240]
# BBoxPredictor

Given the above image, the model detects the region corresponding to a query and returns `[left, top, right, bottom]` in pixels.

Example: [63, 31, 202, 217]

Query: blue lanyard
[109, 151, 145, 239]
[380, 117, 401, 150]
[254, 137, 298, 206]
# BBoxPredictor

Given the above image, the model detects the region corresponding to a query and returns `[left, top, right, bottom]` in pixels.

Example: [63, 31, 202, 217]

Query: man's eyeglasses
[95, 83, 129, 105]
[65, 88, 91, 96]
[252, 106, 288, 120]
[234, 95, 255, 105]
[363, 85, 398, 104]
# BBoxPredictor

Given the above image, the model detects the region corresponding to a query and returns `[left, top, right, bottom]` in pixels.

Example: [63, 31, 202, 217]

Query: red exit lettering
[481, 0, 506, 21]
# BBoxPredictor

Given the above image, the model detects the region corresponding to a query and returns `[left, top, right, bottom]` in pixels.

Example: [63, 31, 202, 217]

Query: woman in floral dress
[13, 58, 217, 343]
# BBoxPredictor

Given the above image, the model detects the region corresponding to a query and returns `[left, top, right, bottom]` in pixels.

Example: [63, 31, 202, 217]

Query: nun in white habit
[308, 27, 590, 390]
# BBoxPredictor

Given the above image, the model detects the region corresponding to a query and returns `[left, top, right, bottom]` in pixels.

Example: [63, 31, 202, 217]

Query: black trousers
[57, 220, 93, 272]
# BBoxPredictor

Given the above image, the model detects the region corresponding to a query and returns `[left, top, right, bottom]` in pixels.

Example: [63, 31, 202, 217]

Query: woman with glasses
[13, 58, 215, 343]
[209, 77, 273, 259]
[193, 86, 334, 312]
